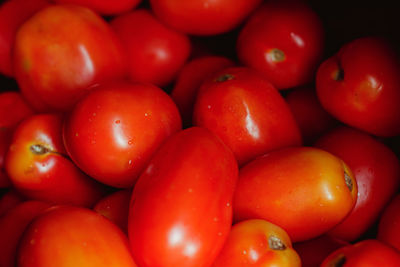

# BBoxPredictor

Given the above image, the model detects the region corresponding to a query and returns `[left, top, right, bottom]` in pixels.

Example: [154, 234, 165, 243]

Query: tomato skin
[0, 128, 13, 188]
[149, 0, 262, 35]
[377, 195, 400, 251]
[193, 66, 302, 166]
[17, 205, 137, 267]
[315, 126, 400, 241]
[63, 81, 181, 188]
[0, 200, 51, 267]
[321, 239, 400, 266]
[0, 0, 50, 77]
[0, 189, 25, 217]
[0, 91, 34, 129]
[171, 56, 235, 127]
[212, 219, 301, 267]
[233, 146, 357, 242]
[13, 4, 126, 112]
[53, 0, 141, 15]
[5, 114, 106, 206]
[110, 9, 191, 87]
[128, 127, 238, 267]
[316, 37, 400, 137]
[237, 0, 324, 90]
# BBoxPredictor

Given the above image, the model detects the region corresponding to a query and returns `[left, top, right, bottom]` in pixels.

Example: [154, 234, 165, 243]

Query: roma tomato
[63, 81, 181, 188]
[110, 9, 191, 87]
[233, 146, 358, 242]
[321, 239, 400, 266]
[128, 127, 238, 267]
[377, 194, 400, 251]
[212, 219, 301, 267]
[193, 66, 302, 165]
[5, 114, 106, 206]
[315, 126, 400, 241]
[149, 0, 262, 35]
[316, 37, 400, 137]
[52, 0, 141, 15]
[237, 0, 324, 90]
[17, 205, 137, 267]
[13, 4, 126, 112]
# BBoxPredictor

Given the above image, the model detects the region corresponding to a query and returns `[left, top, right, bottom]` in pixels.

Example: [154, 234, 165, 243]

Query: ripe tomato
[315, 126, 400, 241]
[0, 91, 34, 129]
[149, 0, 262, 35]
[17, 205, 137, 267]
[212, 219, 301, 267]
[110, 9, 191, 87]
[237, 0, 324, 90]
[63, 81, 181, 188]
[316, 37, 400, 137]
[193, 66, 302, 165]
[128, 127, 238, 266]
[52, 0, 141, 15]
[13, 4, 126, 112]
[0, 189, 25, 217]
[233, 146, 358, 242]
[377, 194, 400, 251]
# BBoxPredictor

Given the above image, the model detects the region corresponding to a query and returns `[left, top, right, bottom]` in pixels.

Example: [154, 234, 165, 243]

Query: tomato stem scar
[268, 235, 286, 250]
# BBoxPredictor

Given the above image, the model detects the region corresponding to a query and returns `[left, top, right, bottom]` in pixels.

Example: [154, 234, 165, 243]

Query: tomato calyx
[215, 73, 235, 82]
[269, 48, 285, 63]
[344, 171, 353, 192]
[332, 61, 344, 81]
[268, 235, 287, 250]
[29, 144, 65, 158]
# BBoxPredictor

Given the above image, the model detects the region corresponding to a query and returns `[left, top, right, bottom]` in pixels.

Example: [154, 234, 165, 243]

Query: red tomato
[128, 127, 238, 266]
[237, 0, 324, 90]
[377, 194, 400, 251]
[321, 239, 400, 266]
[0, 189, 25, 217]
[193, 66, 302, 165]
[233, 146, 358, 242]
[17, 205, 137, 267]
[0, 0, 49, 77]
[13, 4, 126, 112]
[110, 9, 191, 87]
[63, 81, 181, 188]
[316, 37, 400, 137]
[0, 127, 13, 188]
[171, 55, 235, 127]
[52, 0, 141, 15]
[149, 0, 262, 35]
[0, 91, 34, 129]
[285, 86, 337, 144]
[0, 200, 51, 267]
[315, 126, 400, 241]
[5, 114, 106, 206]
[212, 219, 301, 267]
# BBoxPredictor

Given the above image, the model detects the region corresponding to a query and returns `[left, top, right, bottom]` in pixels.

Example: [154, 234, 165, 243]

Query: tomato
[377, 194, 400, 251]
[315, 126, 400, 241]
[0, 128, 13, 188]
[0, 91, 34, 129]
[63, 80, 181, 188]
[233, 146, 358, 242]
[5, 113, 106, 206]
[52, 0, 141, 15]
[128, 127, 238, 266]
[321, 239, 400, 266]
[110, 9, 191, 87]
[13, 4, 126, 112]
[237, 0, 324, 90]
[0, 189, 25, 217]
[171, 55, 235, 127]
[316, 37, 400, 137]
[0, 0, 49, 77]
[149, 0, 262, 35]
[212, 219, 301, 267]
[17, 205, 137, 267]
[193, 66, 302, 165]
[0, 200, 51, 267]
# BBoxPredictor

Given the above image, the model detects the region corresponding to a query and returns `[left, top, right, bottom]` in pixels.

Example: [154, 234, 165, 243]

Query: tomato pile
[1, 0, 400, 266]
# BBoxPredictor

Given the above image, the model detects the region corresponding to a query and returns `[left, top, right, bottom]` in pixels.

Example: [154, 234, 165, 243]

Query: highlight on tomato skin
[233, 146, 358, 243]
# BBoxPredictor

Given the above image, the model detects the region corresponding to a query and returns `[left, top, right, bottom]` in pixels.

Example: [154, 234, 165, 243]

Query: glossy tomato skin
[13, 4, 126, 112]
[321, 239, 400, 266]
[193, 66, 302, 166]
[0, 0, 49, 77]
[316, 37, 400, 137]
[110, 9, 191, 87]
[149, 0, 262, 35]
[233, 146, 358, 242]
[53, 0, 141, 15]
[0, 200, 51, 267]
[212, 219, 301, 267]
[128, 127, 238, 267]
[171, 55, 235, 127]
[377, 194, 400, 251]
[237, 0, 324, 90]
[315, 126, 400, 241]
[17, 205, 137, 267]
[5, 114, 106, 206]
[63, 81, 181, 188]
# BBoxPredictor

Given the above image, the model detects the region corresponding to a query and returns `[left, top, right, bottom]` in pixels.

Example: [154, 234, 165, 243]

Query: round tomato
[52, 0, 141, 15]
